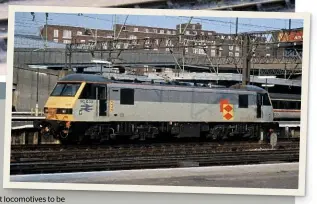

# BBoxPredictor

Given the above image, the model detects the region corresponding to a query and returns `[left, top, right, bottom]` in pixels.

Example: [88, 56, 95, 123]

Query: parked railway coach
[34, 74, 279, 144]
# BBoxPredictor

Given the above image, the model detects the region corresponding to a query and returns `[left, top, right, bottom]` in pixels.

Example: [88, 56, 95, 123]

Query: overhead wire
[13, 13, 304, 39]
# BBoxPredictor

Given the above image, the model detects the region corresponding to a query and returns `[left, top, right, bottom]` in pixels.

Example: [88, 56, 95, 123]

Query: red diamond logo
[224, 113, 233, 120]
[224, 105, 233, 112]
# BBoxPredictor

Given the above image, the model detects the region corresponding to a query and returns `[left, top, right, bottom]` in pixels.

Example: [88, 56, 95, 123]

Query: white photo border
[3, 5, 311, 197]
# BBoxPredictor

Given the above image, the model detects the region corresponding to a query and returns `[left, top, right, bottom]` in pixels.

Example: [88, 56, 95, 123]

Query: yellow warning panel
[222, 104, 234, 121]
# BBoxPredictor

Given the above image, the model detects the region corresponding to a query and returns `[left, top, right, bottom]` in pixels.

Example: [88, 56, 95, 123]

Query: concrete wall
[14, 48, 66, 66]
[13, 67, 59, 111]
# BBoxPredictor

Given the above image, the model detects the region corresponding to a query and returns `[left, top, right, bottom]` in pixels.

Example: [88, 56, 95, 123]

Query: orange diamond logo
[224, 105, 233, 112]
[224, 113, 233, 120]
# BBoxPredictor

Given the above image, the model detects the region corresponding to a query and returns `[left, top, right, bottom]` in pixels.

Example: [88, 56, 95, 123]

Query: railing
[12, 109, 45, 121]
[12, 110, 44, 116]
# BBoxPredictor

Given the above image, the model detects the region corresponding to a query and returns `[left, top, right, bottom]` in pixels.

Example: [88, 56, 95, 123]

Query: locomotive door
[97, 85, 107, 116]
[256, 93, 262, 118]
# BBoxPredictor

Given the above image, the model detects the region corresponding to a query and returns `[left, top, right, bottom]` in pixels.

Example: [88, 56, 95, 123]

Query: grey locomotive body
[37, 74, 278, 144]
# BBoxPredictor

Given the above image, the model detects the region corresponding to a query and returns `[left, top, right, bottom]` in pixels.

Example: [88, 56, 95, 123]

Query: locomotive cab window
[79, 83, 96, 99]
[79, 84, 107, 100]
[120, 88, 134, 105]
[51, 83, 81, 97]
[239, 95, 248, 108]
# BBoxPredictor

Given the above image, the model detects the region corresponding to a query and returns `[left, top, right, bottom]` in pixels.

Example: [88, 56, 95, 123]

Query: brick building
[40, 23, 299, 59]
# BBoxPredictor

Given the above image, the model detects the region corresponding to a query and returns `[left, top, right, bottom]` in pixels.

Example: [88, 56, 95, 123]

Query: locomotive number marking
[80, 99, 93, 104]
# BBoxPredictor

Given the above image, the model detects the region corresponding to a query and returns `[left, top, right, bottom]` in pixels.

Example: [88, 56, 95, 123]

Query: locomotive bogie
[36, 120, 278, 144]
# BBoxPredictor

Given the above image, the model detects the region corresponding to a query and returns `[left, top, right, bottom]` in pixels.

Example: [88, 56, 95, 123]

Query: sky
[14, 12, 304, 36]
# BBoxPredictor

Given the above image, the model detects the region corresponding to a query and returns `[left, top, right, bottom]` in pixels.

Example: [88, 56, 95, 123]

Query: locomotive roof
[59, 73, 112, 83]
[229, 84, 268, 93]
[59, 74, 268, 94]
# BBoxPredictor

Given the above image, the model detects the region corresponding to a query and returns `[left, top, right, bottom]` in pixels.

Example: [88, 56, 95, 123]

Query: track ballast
[10, 140, 299, 175]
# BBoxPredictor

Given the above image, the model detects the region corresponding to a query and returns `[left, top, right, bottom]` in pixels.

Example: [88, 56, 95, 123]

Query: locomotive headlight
[57, 108, 73, 114]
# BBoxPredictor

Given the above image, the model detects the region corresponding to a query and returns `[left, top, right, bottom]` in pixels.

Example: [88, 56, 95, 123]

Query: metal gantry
[65, 27, 303, 84]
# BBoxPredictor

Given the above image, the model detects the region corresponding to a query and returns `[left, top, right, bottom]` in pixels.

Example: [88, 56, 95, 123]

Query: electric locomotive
[34, 74, 279, 144]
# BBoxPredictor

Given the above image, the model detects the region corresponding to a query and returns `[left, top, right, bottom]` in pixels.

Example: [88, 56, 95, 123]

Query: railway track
[10, 139, 299, 152]
[10, 140, 299, 175]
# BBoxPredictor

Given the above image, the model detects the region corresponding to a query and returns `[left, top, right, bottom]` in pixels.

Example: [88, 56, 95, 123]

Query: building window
[266, 53, 271, 57]
[53, 29, 59, 38]
[53, 39, 59, 43]
[229, 52, 233, 57]
[211, 41, 216, 49]
[185, 31, 190, 35]
[229, 46, 234, 50]
[80, 40, 86, 43]
[208, 32, 213, 35]
[210, 49, 216, 57]
[165, 39, 172, 51]
[239, 95, 249, 108]
[172, 31, 176, 35]
[124, 43, 129, 49]
[123, 26, 126, 31]
[193, 48, 198, 54]
[218, 51, 222, 57]
[77, 31, 82, 36]
[63, 30, 72, 39]
[219, 47, 223, 51]
[192, 25, 195, 29]
[193, 31, 197, 35]
[133, 27, 138, 32]
[63, 40, 71, 44]
[120, 89, 134, 105]
[235, 52, 240, 57]
[153, 29, 157, 33]
[236, 46, 240, 51]
[160, 30, 164, 34]
[102, 42, 108, 50]
[201, 32, 204, 35]
[145, 28, 149, 33]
